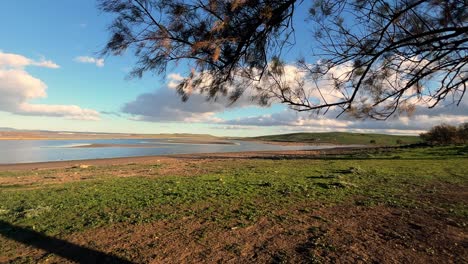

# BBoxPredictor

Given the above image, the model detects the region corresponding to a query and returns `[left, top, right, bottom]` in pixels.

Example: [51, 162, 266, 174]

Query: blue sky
[0, 1, 466, 136]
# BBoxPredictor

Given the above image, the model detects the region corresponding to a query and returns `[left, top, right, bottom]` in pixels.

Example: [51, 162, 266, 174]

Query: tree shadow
[0, 220, 134, 264]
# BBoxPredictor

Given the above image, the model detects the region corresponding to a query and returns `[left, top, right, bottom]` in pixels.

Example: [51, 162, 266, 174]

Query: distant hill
[252, 132, 421, 146]
[0, 129, 222, 140]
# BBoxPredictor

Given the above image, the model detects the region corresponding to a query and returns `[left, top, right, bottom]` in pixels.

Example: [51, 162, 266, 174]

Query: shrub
[420, 123, 467, 145]
[458, 123, 468, 144]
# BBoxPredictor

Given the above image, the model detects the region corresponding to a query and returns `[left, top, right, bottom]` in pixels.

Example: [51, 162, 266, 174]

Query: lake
[0, 139, 345, 164]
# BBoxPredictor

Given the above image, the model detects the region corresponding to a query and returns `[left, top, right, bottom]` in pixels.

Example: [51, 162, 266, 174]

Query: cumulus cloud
[220, 62, 468, 134]
[167, 73, 184, 89]
[122, 64, 361, 125]
[123, 74, 257, 122]
[224, 110, 351, 128]
[221, 106, 468, 134]
[17, 103, 100, 120]
[124, 65, 467, 134]
[34, 59, 60, 69]
[0, 51, 100, 120]
[74, 56, 104, 67]
[0, 51, 59, 69]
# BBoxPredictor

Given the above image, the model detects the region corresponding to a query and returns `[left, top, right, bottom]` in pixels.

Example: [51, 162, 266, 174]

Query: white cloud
[167, 73, 184, 81]
[123, 74, 257, 122]
[17, 103, 100, 121]
[33, 59, 60, 69]
[221, 107, 468, 134]
[0, 51, 59, 69]
[124, 65, 467, 134]
[167, 73, 184, 89]
[74, 56, 104, 67]
[125, 65, 318, 123]
[0, 51, 100, 121]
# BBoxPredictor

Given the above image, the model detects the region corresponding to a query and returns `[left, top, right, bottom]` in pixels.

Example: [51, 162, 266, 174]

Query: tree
[457, 122, 468, 143]
[420, 123, 467, 145]
[99, 0, 467, 119]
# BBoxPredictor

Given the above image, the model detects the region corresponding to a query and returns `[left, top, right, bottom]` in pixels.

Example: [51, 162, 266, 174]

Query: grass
[252, 132, 421, 146]
[0, 146, 466, 239]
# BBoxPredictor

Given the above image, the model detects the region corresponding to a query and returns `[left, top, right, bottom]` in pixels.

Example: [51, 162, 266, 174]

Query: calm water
[0, 139, 344, 164]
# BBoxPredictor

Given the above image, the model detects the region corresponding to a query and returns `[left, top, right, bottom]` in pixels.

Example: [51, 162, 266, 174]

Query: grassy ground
[0, 146, 466, 263]
[253, 132, 421, 146]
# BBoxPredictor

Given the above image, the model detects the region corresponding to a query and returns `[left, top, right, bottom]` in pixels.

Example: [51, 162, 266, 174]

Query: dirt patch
[314, 205, 467, 263]
[0, 157, 215, 187]
[62, 205, 468, 263]
[2, 202, 465, 264]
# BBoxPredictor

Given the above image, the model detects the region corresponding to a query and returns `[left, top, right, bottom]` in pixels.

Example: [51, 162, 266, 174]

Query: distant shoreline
[0, 131, 223, 141]
[0, 136, 222, 141]
[69, 140, 237, 148]
[0, 146, 369, 171]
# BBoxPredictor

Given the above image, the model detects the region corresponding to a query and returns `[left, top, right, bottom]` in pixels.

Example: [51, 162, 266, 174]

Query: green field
[0, 146, 466, 263]
[253, 132, 422, 146]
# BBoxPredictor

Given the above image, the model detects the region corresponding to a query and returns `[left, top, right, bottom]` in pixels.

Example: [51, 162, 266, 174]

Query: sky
[0, 1, 466, 136]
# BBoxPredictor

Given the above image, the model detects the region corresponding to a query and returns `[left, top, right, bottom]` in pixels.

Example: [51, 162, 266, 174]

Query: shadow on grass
[0, 220, 134, 264]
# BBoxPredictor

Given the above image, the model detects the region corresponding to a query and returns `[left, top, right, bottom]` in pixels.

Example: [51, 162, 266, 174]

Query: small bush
[420, 123, 467, 145]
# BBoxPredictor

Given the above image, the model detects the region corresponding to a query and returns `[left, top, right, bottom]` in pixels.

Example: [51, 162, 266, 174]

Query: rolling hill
[252, 132, 421, 146]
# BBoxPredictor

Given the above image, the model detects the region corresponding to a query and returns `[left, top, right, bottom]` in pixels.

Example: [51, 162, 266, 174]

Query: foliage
[302, 0, 467, 119]
[99, 0, 467, 118]
[420, 123, 468, 145]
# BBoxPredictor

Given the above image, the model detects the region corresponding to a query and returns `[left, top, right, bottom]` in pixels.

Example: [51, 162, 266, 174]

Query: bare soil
[2, 202, 466, 264]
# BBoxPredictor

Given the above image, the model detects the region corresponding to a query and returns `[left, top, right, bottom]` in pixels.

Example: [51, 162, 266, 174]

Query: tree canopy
[99, 0, 467, 119]
[420, 123, 468, 145]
